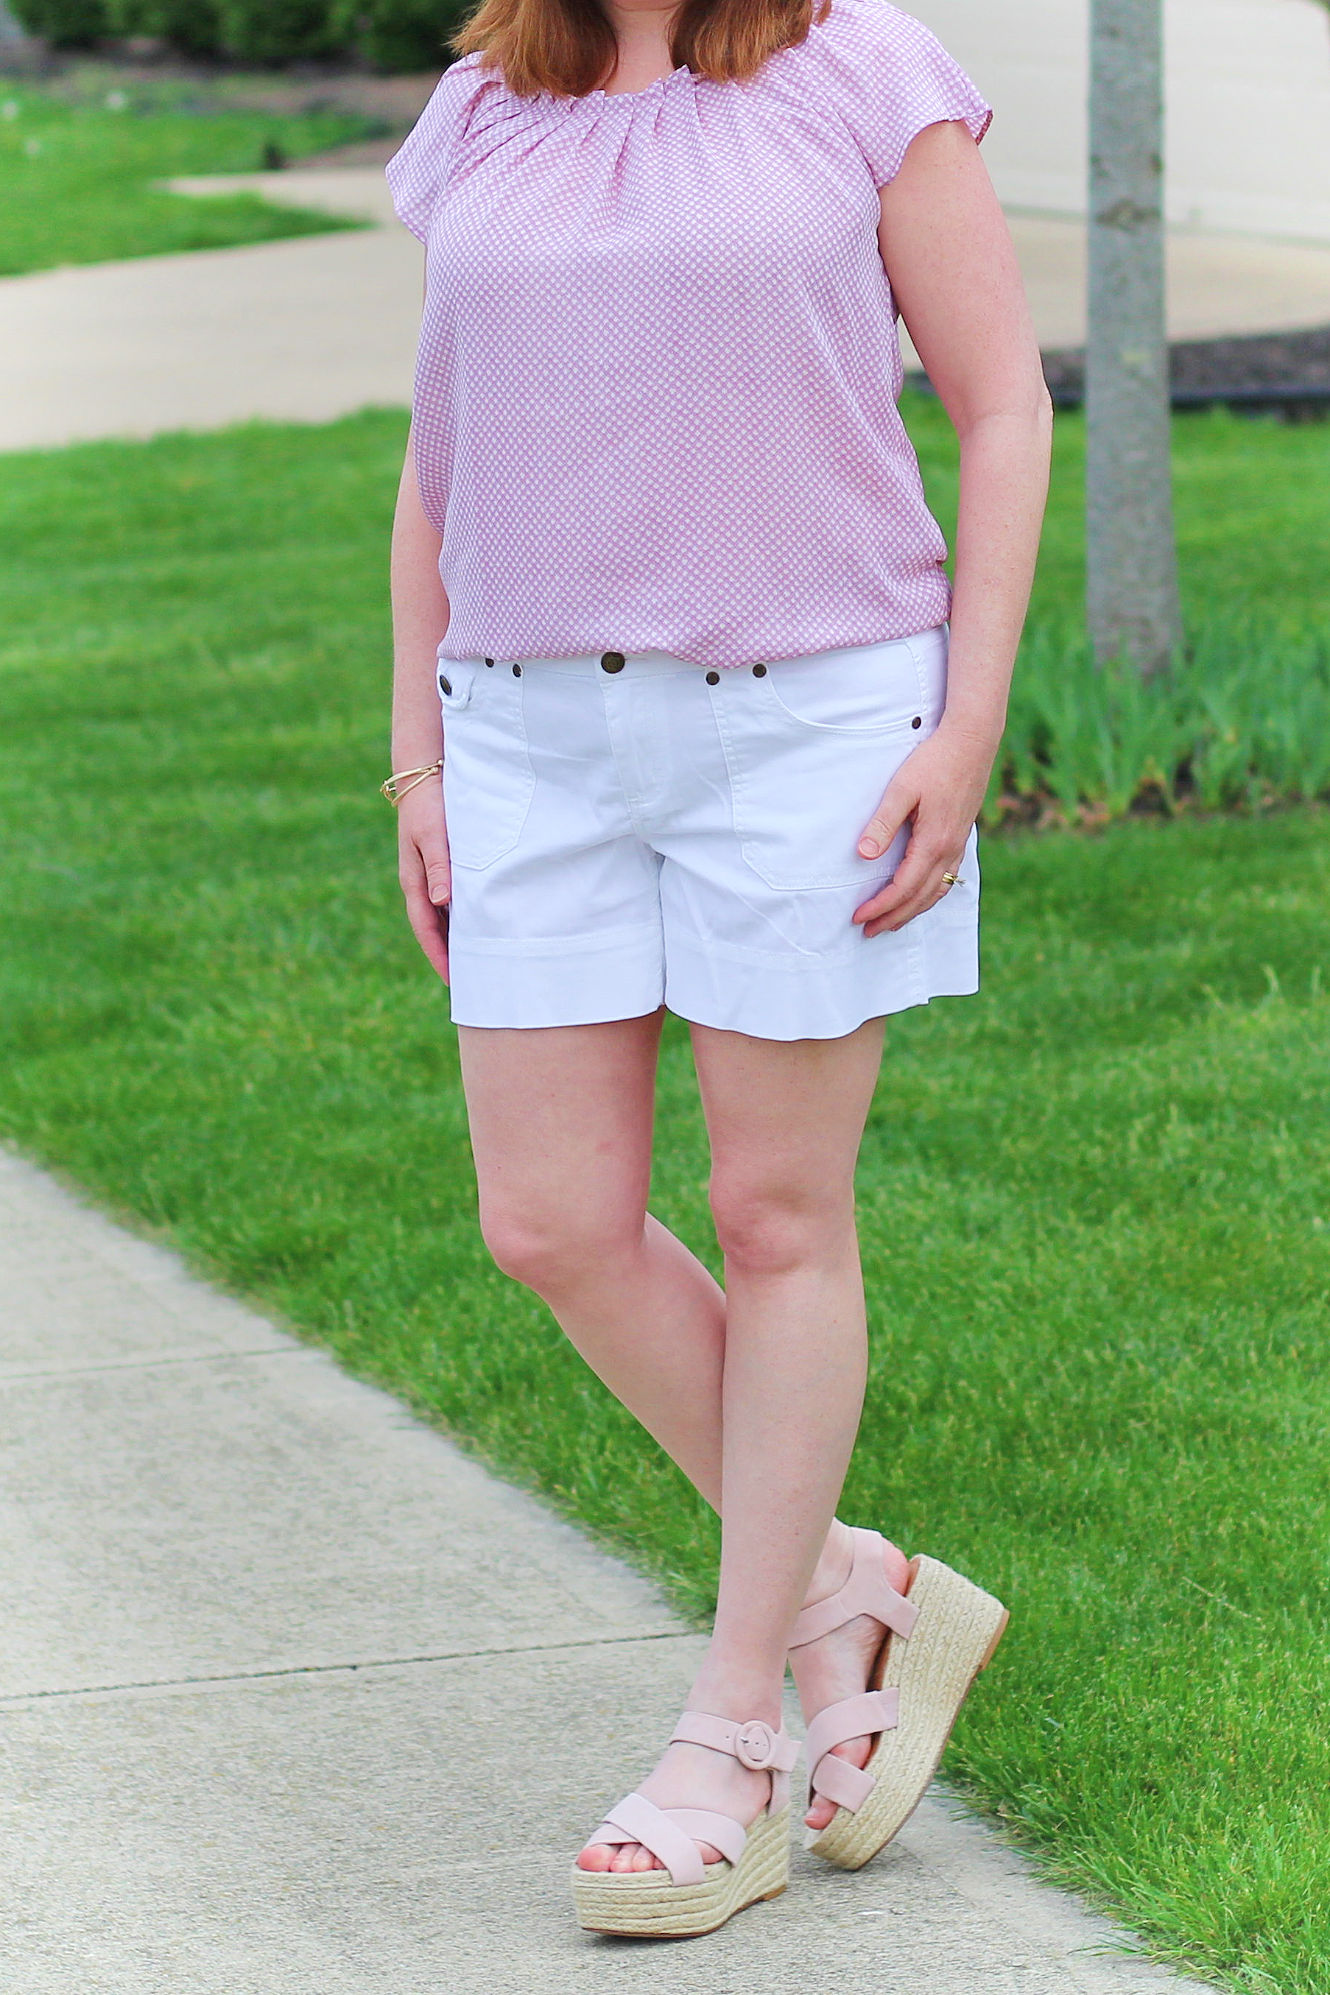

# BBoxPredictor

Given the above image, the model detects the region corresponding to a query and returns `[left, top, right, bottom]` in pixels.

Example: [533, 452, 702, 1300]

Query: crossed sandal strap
[591, 1792, 749, 1887]
[804, 1687, 900, 1812]
[789, 1527, 918, 1651]
[669, 1710, 800, 1813]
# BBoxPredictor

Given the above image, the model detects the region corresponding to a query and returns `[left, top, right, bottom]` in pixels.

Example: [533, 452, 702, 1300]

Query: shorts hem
[447, 926, 664, 1028]
[662, 927, 979, 1041]
[663, 976, 980, 1042]
[446, 922, 979, 1036]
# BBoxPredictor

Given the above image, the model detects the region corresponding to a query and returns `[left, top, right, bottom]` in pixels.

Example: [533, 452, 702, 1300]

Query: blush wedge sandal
[789, 1526, 1008, 1871]
[570, 1712, 799, 1938]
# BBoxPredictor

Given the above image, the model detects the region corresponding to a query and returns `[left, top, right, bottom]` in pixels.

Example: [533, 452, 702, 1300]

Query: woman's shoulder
[405, 50, 500, 152]
[385, 53, 501, 241]
[795, 0, 992, 188]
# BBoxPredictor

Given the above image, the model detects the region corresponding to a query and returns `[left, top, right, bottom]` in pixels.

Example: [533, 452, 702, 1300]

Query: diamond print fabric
[385, 0, 992, 674]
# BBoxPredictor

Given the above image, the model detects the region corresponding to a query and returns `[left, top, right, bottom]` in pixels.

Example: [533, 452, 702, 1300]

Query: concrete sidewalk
[0, 1145, 1217, 1994]
[2, 160, 1330, 451]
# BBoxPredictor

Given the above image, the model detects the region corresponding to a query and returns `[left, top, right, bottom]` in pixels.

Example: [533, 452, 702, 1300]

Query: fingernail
[859, 839, 880, 859]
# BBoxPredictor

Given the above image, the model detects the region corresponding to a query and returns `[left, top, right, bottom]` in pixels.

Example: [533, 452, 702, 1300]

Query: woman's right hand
[397, 778, 451, 982]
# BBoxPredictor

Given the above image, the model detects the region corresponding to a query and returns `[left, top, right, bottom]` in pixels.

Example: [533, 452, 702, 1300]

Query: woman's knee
[477, 1192, 644, 1294]
[707, 1173, 855, 1276]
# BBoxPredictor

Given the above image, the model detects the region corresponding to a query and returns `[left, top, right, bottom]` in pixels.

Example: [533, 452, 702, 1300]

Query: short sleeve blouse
[386, 0, 991, 673]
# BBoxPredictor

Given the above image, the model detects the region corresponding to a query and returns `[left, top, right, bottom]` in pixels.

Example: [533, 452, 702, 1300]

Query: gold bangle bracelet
[381, 760, 443, 806]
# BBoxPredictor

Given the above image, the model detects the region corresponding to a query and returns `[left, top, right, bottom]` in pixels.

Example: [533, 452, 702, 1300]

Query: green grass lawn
[1, 405, 1328, 1994]
[906, 389, 1330, 822]
[0, 77, 384, 274]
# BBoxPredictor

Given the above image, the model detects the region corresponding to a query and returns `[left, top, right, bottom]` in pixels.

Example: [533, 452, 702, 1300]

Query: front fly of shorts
[436, 625, 979, 1041]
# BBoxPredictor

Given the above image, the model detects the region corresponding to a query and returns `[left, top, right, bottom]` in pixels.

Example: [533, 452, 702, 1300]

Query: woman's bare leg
[457, 1010, 730, 1506]
[646, 1018, 892, 1855]
[564, 1017, 890, 1868]
[457, 1011, 901, 1863]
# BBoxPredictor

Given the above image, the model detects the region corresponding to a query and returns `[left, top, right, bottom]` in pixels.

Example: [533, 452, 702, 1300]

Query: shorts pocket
[713, 635, 946, 891]
[438, 656, 536, 871]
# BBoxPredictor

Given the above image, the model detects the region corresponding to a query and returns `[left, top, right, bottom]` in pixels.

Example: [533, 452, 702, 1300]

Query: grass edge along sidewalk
[1, 407, 1328, 1995]
[0, 77, 386, 275]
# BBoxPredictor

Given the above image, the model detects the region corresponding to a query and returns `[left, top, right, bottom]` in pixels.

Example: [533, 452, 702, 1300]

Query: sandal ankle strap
[670, 1710, 800, 1811]
[789, 1527, 918, 1650]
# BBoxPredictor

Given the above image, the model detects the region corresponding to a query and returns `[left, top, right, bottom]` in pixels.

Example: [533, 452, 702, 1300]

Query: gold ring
[941, 872, 962, 887]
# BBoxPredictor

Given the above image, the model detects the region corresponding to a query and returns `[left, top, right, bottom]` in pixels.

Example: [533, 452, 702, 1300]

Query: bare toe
[797, 1535, 912, 1832]
[805, 1735, 874, 1828]
[578, 1733, 773, 1877]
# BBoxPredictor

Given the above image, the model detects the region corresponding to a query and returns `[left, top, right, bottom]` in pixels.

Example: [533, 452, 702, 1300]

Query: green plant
[212, 0, 348, 67]
[102, 0, 225, 58]
[992, 616, 1330, 825]
[8, 0, 109, 46]
[331, 0, 464, 72]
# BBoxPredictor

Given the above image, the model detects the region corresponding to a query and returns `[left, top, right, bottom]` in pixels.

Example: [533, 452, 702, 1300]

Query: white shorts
[437, 624, 979, 1041]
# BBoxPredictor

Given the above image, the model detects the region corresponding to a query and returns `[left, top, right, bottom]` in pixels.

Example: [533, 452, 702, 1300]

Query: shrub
[212, 0, 349, 67]
[12, 0, 466, 66]
[103, 0, 225, 58]
[8, 0, 110, 47]
[332, 0, 465, 73]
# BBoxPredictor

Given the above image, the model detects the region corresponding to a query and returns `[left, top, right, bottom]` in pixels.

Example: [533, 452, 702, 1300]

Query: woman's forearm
[390, 439, 452, 770]
[939, 394, 1053, 752]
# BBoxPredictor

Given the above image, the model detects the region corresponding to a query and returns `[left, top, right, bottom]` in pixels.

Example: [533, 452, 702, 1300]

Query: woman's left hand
[851, 723, 997, 939]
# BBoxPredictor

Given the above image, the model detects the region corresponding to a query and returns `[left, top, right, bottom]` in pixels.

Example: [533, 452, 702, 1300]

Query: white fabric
[438, 624, 979, 1041]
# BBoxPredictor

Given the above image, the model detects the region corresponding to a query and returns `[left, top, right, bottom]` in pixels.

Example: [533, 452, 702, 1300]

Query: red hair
[449, 0, 834, 99]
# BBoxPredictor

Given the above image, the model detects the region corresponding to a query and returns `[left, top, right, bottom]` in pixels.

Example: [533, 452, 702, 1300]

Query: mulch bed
[1040, 324, 1330, 418]
[909, 324, 1330, 420]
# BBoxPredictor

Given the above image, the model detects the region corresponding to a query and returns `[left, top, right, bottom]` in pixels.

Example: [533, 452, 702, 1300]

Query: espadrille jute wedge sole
[571, 1711, 799, 1940]
[803, 1551, 1008, 1871]
[571, 1803, 790, 1938]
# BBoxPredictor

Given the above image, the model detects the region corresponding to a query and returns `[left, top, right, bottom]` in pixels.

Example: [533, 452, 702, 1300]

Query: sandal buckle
[734, 1719, 777, 1770]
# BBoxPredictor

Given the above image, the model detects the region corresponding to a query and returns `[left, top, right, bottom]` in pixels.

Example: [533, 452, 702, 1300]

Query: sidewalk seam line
[0, 1346, 307, 1384]
[0, 1628, 697, 1705]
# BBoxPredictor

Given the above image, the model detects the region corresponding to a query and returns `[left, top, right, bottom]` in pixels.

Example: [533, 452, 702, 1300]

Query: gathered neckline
[584, 61, 694, 103]
[528, 60, 695, 111]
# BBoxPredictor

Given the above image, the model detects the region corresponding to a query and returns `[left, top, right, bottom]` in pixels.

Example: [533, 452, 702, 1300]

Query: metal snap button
[601, 651, 626, 673]
[752, 663, 767, 677]
[484, 657, 495, 667]
[439, 675, 452, 696]
[512, 663, 523, 676]
[705, 671, 720, 686]
[911, 715, 922, 729]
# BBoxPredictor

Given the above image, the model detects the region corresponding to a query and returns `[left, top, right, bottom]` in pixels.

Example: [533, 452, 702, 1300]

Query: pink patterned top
[386, 0, 991, 673]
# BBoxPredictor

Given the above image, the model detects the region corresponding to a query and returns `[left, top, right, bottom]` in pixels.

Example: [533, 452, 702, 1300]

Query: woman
[384, 0, 1051, 1940]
